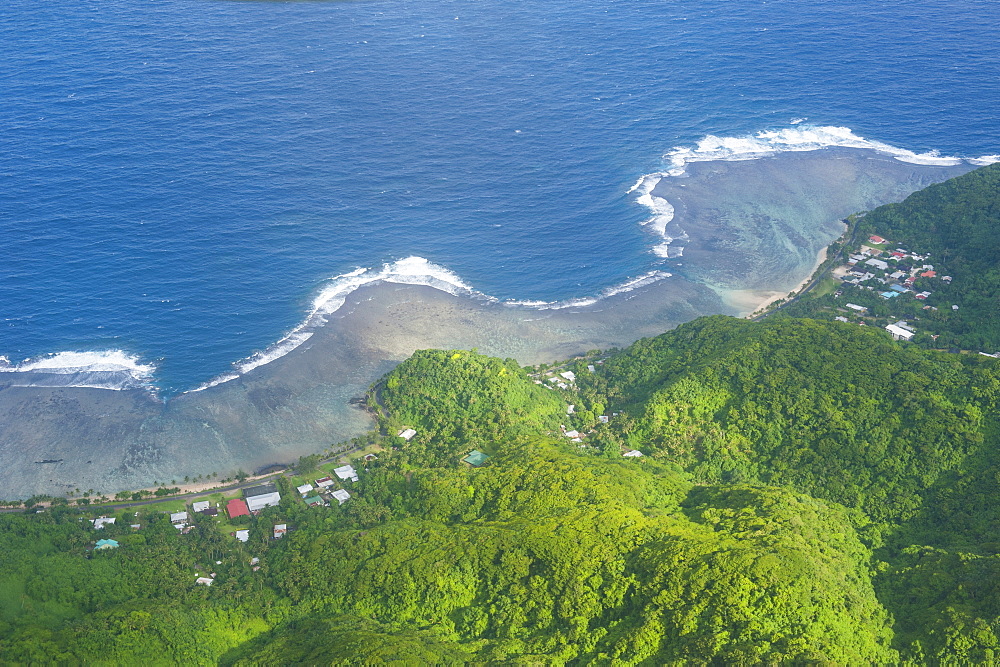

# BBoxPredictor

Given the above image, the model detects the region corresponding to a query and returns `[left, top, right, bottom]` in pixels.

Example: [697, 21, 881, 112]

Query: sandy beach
[722, 245, 833, 317]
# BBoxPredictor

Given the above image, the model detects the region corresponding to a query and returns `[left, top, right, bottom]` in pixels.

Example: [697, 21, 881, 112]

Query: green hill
[6, 155, 1000, 665]
[5, 319, 1000, 662]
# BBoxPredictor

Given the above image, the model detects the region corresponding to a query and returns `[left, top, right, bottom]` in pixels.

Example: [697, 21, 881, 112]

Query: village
[81, 427, 503, 587]
[82, 456, 374, 584]
[819, 233, 958, 343]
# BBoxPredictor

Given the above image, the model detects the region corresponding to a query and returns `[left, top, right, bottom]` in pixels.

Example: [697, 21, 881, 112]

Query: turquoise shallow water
[1, 0, 998, 395]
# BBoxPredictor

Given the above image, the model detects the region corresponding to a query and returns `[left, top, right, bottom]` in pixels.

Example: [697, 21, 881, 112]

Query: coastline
[0, 148, 979, 500]
[722, 245, 832, 318]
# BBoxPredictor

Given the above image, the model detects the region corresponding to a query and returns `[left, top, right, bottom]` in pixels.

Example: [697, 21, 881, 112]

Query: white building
[170, 511, 188, 524]
[334, 465, 359, 483]
[244, 484, 282, 512]
[192, 501, 210, 513]
[296, 483, 313, 496]
[234, 529, 249, 543]
[560, 371, 576, 382]
[331, 489, 351, 505]
[623, 450, 644, 458]
[92, 517, 116, 530]
[865, 258, 889, 271]
[885, 324, 915, 341]
[845, 303, 868, 312]
[397, 428, 417, 441]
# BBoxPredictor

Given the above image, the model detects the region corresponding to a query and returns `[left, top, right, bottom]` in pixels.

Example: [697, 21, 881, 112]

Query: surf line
[628, 124, 999, 260]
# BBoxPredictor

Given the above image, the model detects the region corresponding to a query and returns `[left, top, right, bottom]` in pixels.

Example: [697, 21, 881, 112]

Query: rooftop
[462, 450, 489, 467]
[226, 498, 250, 519]
[334, 465, 359, 482]
[244, 483, 279, 498]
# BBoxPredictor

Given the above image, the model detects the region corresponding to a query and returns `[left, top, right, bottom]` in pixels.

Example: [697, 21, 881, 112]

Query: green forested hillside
[577, 316, 995, 535]
[371, 348, 567, 465]
[570, 316, 1000, 661]
[3, 316, 1000, 663]
[234, 442, 896, 665]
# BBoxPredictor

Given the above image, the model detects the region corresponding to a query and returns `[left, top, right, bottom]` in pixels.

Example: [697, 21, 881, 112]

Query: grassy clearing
[811, 276, 841, 298]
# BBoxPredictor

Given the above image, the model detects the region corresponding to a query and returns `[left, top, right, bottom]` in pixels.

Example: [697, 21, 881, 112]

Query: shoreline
[722, 244, 833, 318]
[0, 150, 979, 500]
[2, 146, 985, 400]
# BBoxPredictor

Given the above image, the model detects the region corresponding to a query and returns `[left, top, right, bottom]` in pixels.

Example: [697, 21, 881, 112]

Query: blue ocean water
[1, 0, 998, 395]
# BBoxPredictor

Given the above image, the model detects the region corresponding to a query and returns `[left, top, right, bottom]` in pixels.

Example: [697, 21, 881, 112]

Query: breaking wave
[0, 350, 157, 392]
[629, 124, 998, 258]
[192, 257, 673, 391]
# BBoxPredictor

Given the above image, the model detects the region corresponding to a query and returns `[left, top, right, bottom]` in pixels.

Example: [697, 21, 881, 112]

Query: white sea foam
[661, 125, 967, 176]
[308, 256, 476, 322]
[653, 242, 685, 259]
[192, 257, 481, 392]
[190, 258, 677, 392]
[0, 350, 156, 391]
[628, 171, 680, 255]
[630, 125, 983, 259]
[1, 350, 155, 376]
[504, 269, 673, 310]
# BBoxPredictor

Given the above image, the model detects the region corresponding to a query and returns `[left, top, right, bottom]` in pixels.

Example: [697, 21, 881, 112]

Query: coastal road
[1, 446, 363, 514]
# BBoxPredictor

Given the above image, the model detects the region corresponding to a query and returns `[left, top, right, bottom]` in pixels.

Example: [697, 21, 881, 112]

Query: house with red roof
[226, 498, 250, 519]
[869, 235, 887, 244]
